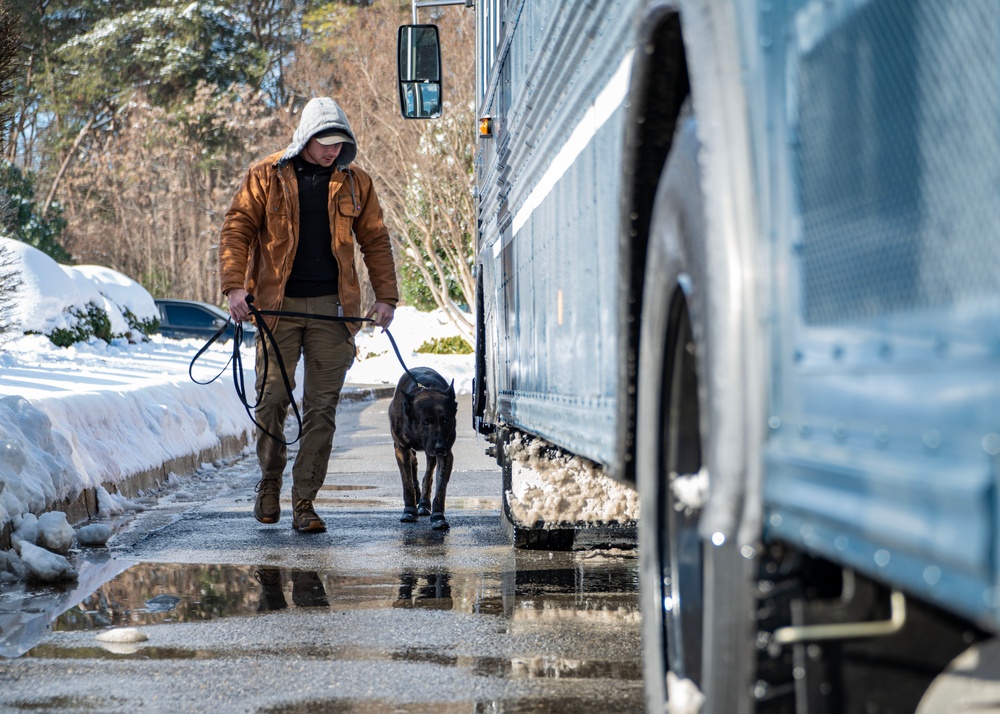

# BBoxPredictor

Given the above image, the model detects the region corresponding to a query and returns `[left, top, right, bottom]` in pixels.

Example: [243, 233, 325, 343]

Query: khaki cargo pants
[254, 295, 355, 503]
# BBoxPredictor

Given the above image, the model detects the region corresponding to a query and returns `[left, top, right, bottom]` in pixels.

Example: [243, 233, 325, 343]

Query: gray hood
[278, 97, 358, 168]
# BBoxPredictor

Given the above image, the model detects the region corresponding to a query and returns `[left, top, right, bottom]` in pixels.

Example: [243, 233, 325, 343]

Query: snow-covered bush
[0, 237, 159, 346]
[0, 241, 20, 343]
[46, 303, 114, 347]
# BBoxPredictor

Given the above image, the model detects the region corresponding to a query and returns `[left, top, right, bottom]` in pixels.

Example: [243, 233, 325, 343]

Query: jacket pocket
[266, 189, 286, 216]
[337, 193, 361, 217]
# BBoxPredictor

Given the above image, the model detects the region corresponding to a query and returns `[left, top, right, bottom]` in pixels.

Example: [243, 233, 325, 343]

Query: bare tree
[287, 2, 476, 341]
[60, 85, 286, 303]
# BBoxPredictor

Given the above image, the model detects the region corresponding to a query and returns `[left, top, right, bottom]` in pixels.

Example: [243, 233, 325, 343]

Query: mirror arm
[411, 0, 471, 24]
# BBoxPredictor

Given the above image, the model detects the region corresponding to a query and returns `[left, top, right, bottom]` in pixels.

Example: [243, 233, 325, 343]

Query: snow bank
[69, 264, 158, 322]
[0, 336, 252, 530]
[351, 306, 473, 394]
[0, 237, 157, 338]
[505, 433, 640, 527]
[0, 396, 79, 528]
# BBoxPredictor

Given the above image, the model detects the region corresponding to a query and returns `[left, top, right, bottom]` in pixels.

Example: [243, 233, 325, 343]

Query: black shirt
[284, 155, 339, 298]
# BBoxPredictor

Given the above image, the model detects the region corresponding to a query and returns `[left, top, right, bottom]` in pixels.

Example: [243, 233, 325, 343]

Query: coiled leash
[188, 294, 421, 446]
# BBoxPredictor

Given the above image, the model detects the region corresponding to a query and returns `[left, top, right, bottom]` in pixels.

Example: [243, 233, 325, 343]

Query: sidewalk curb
[1, 387, 395, 551]
[0, 433, 250, 552]
[341, 385, 397, 402]
[1, 386, 395, 551]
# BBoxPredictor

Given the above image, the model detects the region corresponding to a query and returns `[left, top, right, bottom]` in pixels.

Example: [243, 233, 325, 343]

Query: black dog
[389, 366, 458, 530]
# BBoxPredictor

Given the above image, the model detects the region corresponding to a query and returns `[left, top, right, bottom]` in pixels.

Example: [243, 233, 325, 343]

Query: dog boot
[430, 512, 450, 531]
[292, 499, 326, 533]
[417, 499, 432, 517]
[400, 506, 419, 523]
[254, 478, 281, 524]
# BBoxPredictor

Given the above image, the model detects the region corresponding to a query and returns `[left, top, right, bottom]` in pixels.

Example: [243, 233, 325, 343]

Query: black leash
[188, 295, 421, 445]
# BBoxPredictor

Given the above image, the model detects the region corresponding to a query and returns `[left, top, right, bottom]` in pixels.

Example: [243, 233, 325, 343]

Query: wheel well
[614, 9, 691, 484]
[472, 267, 489, 432]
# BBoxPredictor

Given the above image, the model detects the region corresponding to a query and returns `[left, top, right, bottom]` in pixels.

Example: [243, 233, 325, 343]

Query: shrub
[123, 308, 159, 337]
[86, 304, 113, 342]
[416, 335, 472, 355]
[47, 307, 92, 347]
[45, 303, 118, 347]
[0, 242, 20, 342]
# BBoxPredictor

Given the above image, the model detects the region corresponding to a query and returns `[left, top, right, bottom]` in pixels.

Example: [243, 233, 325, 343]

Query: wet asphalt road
[0, 395, 643, 713]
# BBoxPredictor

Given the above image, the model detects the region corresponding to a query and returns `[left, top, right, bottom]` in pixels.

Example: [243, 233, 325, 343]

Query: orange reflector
[479, 116, 493, 138]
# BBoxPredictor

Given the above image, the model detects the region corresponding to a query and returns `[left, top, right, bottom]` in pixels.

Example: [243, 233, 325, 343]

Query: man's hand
[226, 288, 251, 323]
[366, 301, 395, 329]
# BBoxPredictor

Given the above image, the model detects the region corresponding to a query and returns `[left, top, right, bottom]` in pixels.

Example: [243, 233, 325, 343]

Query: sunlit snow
[0, 238, 473, 536]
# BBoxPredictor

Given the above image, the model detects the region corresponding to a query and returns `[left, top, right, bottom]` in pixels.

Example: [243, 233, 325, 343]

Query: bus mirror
[397, 24, 442, 119]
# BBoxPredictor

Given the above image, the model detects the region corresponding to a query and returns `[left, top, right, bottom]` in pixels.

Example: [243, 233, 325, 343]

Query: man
[219, 96, 397, 533]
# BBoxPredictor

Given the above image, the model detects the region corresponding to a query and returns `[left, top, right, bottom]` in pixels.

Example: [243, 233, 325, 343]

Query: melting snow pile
[505, 434, 640, 527]
[0, 509, 116, 584]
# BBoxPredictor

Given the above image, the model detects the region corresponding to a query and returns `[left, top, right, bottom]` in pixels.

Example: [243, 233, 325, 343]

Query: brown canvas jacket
[218, 150, 398, 334]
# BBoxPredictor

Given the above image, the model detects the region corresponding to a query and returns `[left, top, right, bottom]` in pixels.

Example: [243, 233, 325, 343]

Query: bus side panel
[475, 0, 638, 468]
[760, 0, 1000, 629]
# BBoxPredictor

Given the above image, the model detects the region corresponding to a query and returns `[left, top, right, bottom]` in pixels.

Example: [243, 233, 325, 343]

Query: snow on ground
[0, 238, 474, 538]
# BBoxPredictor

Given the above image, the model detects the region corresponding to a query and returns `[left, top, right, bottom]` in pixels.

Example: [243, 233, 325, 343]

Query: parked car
[154, 298, 256, 346]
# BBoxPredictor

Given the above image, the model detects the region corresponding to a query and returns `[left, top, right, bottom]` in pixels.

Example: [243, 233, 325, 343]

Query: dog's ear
[402, 390, 414, 416]
[447, 380, 456, 403]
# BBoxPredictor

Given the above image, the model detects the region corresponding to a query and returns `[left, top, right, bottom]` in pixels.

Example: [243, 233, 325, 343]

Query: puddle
[15, 554, 638, 666]
[258, 696, 640, 714]
[320, 484, 378, 491]
[24, 643, 202, 660]
[43, 561, 637, 632]
[14, 557, 641, 694]
[313, 498, 387, 508]
[2, 694, 128, 711]
[392, 647, 640, 681]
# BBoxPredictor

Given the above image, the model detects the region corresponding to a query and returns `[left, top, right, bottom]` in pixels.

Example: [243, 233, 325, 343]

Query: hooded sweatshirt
[218, 97, 398, 334]
[279, 97, 358, 169]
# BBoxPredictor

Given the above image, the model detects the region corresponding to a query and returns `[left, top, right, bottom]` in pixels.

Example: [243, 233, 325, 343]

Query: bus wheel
[637, 112, 756, 714]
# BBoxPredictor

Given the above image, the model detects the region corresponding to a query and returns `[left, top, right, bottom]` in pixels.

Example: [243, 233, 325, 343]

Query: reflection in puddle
[259, 696, 636, 714]
[392, 648, 640, 681]
[3, 694, 128, 711]
[28, 552, 639, 685]
[44, 556, 639, 632]
[0, 553, 135, 658]
[393, 573, 453, 610]
[49, 563, 421, 630]
[313, 498, 387, 508]
[25, 643, 202, 660]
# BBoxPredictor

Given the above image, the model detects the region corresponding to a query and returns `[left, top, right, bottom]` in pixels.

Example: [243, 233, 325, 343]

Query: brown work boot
[292, 499, 326, 533]
[253, 478, 281, 524]
[254, 567, 287, 612]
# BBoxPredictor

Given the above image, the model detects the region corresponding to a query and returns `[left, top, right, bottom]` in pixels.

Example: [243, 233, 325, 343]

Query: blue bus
[400, 1, 1000, 711]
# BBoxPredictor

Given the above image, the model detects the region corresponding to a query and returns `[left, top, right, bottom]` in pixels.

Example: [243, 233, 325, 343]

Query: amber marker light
[479, 116, 493, 138]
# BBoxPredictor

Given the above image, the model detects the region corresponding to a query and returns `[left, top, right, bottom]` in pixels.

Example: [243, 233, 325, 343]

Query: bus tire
[637, 112, 756, 714]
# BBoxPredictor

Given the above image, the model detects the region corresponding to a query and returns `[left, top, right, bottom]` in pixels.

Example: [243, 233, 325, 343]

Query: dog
[389, 366, 458, 530]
